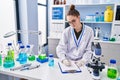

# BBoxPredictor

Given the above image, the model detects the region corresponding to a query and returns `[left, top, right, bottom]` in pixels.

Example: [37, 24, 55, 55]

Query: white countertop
[0, 58, 111, 80]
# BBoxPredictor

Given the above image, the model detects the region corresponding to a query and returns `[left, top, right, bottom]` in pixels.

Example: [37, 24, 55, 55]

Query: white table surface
[0, 58, 111, 80]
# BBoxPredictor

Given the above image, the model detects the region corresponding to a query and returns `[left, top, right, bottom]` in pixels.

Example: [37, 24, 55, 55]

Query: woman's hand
[75, 60, 85, 67]
[62, 59, 71, 67]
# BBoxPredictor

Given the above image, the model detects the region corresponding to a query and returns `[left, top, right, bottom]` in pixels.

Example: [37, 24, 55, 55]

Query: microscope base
[91, 73, 100, 80]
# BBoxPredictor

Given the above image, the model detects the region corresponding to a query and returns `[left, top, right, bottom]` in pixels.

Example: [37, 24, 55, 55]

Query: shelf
[65, 3, 115, 6]
[48, 37, 120, 44]
[65, 21, 113, 24]
[81, 21, 113, 24]
[94, 40, 120, 44]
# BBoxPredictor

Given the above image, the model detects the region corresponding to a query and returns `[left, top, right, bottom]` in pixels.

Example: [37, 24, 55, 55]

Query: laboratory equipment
[85, 15, 95, 21]
[86, 42, 105, 80]
[37, 46, 48, 63]
[20, 64, 40, 71]
[10, 63, 31, 71]
[0, 54, 2, 66]
[16, 41, 23, 53]
[117, 66, 120, 80]
[17, 46, 27, 64]
[103, 32, 109, 41]
[95, 12, 100, 22]
[100, 12, 104, 22]
[26, 45, 36, 61]
[3, 55, 15, 68]
[48, 54, 54, 67]
[107, 59, 118, 79]
[3, 30, 42, 54]
[7, 43, 14, 60]
[39, 46, 46, 60]
[94, 27, 100, 40]
[104, 6, 113, 22]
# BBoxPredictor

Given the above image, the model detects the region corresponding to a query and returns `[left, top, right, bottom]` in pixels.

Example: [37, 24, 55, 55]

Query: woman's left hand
[75, 60, 85, 67]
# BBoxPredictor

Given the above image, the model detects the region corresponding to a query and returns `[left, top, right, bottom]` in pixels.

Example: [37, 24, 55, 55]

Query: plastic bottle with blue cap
[48, 54, 54, 67]
[18, 46, 27, 64]
[0, 54, 2, 66]
[107, 59, 118, 79]
[95, 12, 100, 22]
[26, 45, 35, 61]
[17, 41, 23, 54]
[7, 43, 14, 60]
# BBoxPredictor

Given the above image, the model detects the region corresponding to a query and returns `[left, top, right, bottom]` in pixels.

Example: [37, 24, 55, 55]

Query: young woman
[56, 4, 94, 67]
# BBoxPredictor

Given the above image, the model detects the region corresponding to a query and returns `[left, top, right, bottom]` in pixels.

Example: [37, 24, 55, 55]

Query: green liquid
[107, 68, 117, 79]
[0, 54, 2, 66]
[8, 50, 14, 59]
[28, 55, 36, 61]
[39, 54, 46, 60]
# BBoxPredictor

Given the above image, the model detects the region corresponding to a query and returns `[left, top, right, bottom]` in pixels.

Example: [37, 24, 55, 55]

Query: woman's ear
[78, 16, 80, 20]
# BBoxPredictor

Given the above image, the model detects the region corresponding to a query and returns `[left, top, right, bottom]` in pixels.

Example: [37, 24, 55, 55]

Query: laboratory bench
[0, 58, 111, 80]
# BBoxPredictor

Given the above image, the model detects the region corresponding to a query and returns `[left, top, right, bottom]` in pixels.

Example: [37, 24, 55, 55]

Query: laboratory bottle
[17, 41, 23, 53]
[18, 46, 27, 64]
[103, 32, 109, 41]
[7, 43, 14, 60]
[104, 6, 113, 22]
[48, 54, 54, 67]
[25, 45, 31, 54]
[107, 59, 118, 79]
[26, 45, 36, 61]
[0, 54, 2, 66]
[95, 12, 99, 22]
[100, 12, 104, 22]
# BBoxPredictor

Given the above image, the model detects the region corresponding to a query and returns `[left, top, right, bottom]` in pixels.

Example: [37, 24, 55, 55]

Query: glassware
[16, 41, 23, 53]
[103, 32, 109, 41]
[0, 54, 2, 66]
[95, 12, 100, 22]
[100, 12, 104, 21]
[3, 55, 15, 68]
[107, 59, 118, 79]
[26, 45, 35, 61]
[48, 54, 54, 67]
[7, 43, 14, 60]
[17, 46, 27, 64]
[117, 66, 120, 80]
[39, 46, 46, 60]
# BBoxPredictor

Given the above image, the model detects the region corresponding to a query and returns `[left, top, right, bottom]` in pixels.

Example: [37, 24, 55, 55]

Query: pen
[65, 70, 77, 73]
[20, 64, 40, 71]
[10, 63, 32, 71]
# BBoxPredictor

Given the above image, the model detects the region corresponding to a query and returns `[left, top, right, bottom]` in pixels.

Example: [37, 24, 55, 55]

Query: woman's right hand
[62, 59, 71, 67]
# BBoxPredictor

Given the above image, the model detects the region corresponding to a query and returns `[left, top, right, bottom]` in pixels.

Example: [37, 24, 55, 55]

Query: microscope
[86, 42, 105, 80]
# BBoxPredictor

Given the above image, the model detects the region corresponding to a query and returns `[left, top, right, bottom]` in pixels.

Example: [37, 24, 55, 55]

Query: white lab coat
[56, 24, 94, 62]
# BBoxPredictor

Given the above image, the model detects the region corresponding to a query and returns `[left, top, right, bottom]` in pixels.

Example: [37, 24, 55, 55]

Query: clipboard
[58, 61, 81, 74]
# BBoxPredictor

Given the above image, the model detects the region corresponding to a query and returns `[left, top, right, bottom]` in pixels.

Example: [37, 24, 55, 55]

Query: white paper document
[58, 61, 81, 73]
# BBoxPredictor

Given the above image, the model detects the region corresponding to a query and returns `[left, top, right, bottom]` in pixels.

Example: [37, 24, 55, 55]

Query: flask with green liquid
[107, 59, 118, 79]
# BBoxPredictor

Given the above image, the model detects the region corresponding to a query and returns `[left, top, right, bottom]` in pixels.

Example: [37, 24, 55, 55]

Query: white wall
[0, 0, 17, 80]
[100, 43, 120, 66]
[18, 0, 38, 54]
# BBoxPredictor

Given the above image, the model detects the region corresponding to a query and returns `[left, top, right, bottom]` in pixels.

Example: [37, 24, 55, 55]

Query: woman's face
[67, 15, 80, 29]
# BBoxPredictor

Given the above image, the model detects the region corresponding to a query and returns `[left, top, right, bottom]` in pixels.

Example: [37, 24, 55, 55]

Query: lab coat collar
[71, 24, 85, 48]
